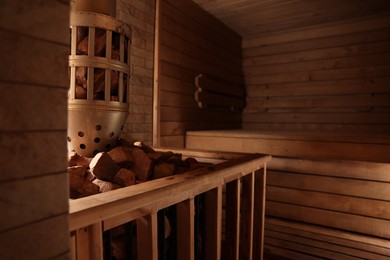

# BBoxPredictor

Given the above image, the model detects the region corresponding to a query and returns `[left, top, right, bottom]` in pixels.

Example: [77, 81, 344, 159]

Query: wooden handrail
[69, 149, 271, 260]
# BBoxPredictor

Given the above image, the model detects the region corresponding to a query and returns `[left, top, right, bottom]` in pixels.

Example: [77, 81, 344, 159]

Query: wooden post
[253, 167, 267, 260]
[152, 0, 161, 146]
[204, 186, 223, 260]
[225, 179, 241, 260]
[89, 223, 104, 260]
[70, 231, 77, 260]
[74, 223, 103, 260]
[240, 172, 255, 260]
[137, 213, 158, 260]
[177, 198, 195, 260]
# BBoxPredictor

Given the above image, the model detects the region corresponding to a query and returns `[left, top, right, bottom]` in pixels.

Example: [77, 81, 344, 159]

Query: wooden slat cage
[69, 148, 271, 260]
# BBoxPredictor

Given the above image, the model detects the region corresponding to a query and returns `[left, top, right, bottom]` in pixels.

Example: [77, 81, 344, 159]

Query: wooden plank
[246, 77, 390, 98]
[195, 73, 245, 97]
[165, 0, 241, 51]
[160, 121, 239, 136]
[0, 29, 69, 87]
[0, 131, 67, 182]
[253, 168, 267, 260]
[267, 186, 390, 219]
[70, 232, 76, 260]
[160, 45, 242, 84]
[75, 227, 90, 260]
[153, 0, 161, 146]
[246, 95, 390, 109]
[266, 217, 390, 255]
[245, 52, 390, 76]
[186, 129, 390, 144]
[0, 83, 67, 131]
[269, 157, 390, 182]
[160, 60, 201, 84]
[177, 198, 195, 260]
[204, 187, 223, 260]
[137, 214, 158, 260]
[161, 29, 242, 76]
[0, 0, 69, 44]
[244, 27, 390, 57]
[240, 172, 255, 260]
[162, 0, 241, 64]
[88, 223, 103, 260]
[264, 244, 320, 260]
[161, 106, 241, 123]
[103, 209, 150, 231]
[244, 40, 390, 67]
[159, 135, 185, 148]
[0, 214, 69, 260]
[160, 14, 240, 68]
[243, 13, 390, 48]
[224, 180, 240, 260]
[160, 90, 198, 109]
[266, 201, 390, 238]
[267, 171, 390, 200]
[201, 0, 390, 38]
[195, 91, 245, 111]
[185, 133, 390, 162]
[245, 64, 390, 85]
[0, 172, 68, 232]
[160, 75, 196, 95]
[264, 236, 363, 260]
[243, 112, 390, 124]
[242, 122, 390, 134]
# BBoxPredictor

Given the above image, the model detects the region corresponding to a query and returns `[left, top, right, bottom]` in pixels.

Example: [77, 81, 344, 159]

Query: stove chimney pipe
[71, 0, 117, 17]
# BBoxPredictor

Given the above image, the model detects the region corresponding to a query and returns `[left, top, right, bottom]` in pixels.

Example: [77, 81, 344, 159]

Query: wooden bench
[186, 130, 390, 259]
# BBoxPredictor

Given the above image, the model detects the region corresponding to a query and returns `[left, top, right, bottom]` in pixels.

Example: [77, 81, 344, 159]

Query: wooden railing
[69, 148, 271, 260]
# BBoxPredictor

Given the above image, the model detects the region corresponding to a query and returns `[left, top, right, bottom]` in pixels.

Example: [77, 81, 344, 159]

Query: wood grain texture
[156, 0, 244, 147]
[242, 14, 390, 134]
[186, 129, 390, 258]
[193, 0, 390, 38]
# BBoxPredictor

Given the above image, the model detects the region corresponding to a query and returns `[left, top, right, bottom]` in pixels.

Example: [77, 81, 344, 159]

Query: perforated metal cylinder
[67, 12, 131, 157]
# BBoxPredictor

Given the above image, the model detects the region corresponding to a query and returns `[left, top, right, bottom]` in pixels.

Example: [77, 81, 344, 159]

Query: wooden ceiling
[191, 0, 390, 38]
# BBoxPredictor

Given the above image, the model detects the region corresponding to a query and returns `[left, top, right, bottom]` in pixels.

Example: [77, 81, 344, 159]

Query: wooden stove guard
[69, 148, 271, 260]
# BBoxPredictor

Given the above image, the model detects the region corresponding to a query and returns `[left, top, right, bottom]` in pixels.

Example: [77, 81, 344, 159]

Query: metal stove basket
[67, 12, 131, 157]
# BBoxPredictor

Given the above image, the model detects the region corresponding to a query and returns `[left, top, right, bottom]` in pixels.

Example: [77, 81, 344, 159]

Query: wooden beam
[177, 198, 195, 260]
[204, 187, 223, 260]
[137, 214, 158, 260]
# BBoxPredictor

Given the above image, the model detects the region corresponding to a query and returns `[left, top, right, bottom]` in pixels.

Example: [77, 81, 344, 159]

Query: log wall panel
[243, 12, 390, 134]
[0, 1, 70, 258]
[156, 0, 244, 147]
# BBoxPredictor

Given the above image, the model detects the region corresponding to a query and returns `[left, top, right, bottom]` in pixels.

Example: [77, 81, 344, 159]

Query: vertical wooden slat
[240, 172, 255, 260]
[204, 186, 223, 260]
[137, 213, 159, 260]
[225, 180, 241, 260]
[89, 223, 104, 260]
[70, 232, 77, 260]
[75, 227, 90, 260]
[253, 167, 267, 260]
[153, 0, 161, 146]
[177, 198, 195, 260]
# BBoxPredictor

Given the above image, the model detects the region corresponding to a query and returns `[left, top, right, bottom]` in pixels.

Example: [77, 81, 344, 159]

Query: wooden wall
[117, 0, 156, 145]
[155, 0, 244, 147]
[0, 1, 70, 259]
[242, 12, 390, 134]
